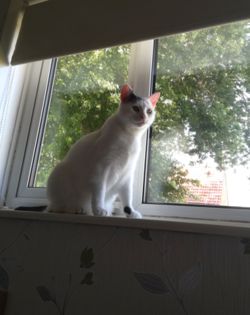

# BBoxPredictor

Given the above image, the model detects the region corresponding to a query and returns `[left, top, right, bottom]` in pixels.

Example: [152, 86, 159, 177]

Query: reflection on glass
[147, 20, 250, 207]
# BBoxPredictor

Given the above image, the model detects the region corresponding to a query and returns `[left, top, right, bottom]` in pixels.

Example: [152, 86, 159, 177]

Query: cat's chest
[105, 149, 138, 187]
[102, 137, 140, 172]
[111, 135, 139, 156]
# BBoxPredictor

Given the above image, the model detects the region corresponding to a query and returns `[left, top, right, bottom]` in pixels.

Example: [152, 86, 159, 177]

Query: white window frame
[6, 60, 52, 208]
[0, 63, 29, 206]
[4, 39, 250, 222]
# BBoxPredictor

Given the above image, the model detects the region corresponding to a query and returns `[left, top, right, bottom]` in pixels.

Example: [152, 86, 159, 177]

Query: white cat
[47, 84, 160, 218]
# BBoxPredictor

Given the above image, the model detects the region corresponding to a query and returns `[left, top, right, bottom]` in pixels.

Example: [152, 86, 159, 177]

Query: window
[145, 20, 250, 208]
[6, 20, 250, 222]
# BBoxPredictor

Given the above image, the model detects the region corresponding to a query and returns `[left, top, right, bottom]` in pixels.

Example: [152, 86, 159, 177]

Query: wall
[0, 215, 250, 315]
[0, 0, 10, 38]
[0, 0, 10, 63]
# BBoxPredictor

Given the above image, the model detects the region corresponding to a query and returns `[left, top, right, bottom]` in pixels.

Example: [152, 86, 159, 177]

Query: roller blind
[11, 0, 250, 65]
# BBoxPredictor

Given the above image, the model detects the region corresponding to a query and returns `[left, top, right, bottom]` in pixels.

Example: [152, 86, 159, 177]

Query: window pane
[146, 20, 250, 208]
[33, 45, 131, 187]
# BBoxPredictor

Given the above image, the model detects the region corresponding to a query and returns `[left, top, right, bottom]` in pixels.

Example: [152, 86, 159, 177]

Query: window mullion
[128, 40, 155, 210]
[128, 40, 154, 97]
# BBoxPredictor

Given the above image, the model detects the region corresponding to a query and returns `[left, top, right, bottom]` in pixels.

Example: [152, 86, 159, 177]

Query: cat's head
[119, 84, 160, 130]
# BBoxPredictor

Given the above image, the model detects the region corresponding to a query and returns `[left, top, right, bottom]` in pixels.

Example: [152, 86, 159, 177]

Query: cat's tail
[15, 206, 47, 212]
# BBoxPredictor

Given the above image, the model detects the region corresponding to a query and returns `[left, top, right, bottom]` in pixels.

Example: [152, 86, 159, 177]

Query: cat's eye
[147, 109, 152, 114]
[132, 106, 140, 113]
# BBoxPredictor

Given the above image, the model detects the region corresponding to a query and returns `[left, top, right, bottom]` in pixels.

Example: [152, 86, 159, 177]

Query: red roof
[185, 180, 224, 205]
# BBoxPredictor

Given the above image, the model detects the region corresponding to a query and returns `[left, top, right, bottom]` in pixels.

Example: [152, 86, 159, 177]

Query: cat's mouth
[135, 123, 145, 128]
[135, 120, 147, 127]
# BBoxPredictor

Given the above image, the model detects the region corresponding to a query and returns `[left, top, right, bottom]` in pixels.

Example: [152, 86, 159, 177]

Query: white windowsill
[1, 207, 250, 238]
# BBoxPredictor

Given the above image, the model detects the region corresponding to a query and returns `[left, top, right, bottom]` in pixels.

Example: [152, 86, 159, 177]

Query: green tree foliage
[148, 20, 250, 202]
[35, 21, 250, 204]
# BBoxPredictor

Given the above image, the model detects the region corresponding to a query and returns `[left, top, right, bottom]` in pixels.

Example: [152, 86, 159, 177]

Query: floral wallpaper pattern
[36, 246, 95, 315]
[135, 229, 202, 315]
[0, 217, 249, 315]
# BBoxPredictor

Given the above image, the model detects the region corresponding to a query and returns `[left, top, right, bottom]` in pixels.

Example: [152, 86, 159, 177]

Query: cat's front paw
[129, 210, 143, 219]
[124, 207, 142, 219]
[93, 207, 109, 217]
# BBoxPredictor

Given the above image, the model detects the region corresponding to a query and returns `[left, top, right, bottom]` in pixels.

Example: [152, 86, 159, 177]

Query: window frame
[0, 63, 30, 206]
[5, 38, 250, 222]
[6, 60, 52, 208]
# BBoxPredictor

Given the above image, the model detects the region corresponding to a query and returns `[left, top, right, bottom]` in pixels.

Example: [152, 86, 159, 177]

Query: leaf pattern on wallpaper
[139, 229, 152, 241]
[136, 230, 203, 315]
[0, 265, 9, 290]
[36, 286, 54, 302]
[0, 223, 31, 257]
[81, 272, 94, 285]
[134, 272, 170, 295]
[179, 263, 202, 296]
[37, 285, 63, 315]
[37, 247, 95, 315]
[241, 238, 250, 255]
[80, 247, 95, 268]
[23, 233, 31, 241]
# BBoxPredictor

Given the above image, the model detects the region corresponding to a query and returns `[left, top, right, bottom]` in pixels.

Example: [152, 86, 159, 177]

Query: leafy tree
[148, 20, 250, 202]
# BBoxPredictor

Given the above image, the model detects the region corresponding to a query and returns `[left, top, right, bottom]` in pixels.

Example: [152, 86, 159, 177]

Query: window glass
[33, 45, 131, 187]
[146, 20, 250, 207]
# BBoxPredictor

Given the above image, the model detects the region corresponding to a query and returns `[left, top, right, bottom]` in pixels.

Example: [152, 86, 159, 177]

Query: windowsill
[1, 207, 250, 238]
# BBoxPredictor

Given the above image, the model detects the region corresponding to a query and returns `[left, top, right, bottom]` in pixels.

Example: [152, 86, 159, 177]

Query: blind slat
[12, 0, 250, 64]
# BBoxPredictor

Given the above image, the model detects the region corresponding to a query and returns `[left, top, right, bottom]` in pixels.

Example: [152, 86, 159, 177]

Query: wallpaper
[0, 217, 249, 315]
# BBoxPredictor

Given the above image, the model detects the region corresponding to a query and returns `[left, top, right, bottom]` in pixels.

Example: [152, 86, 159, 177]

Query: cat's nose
[139, 114, 146, 122]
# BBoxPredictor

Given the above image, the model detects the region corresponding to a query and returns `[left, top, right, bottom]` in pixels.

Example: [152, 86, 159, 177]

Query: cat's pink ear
[121, 84, 133, 102]
[149, 92, 160, 108]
